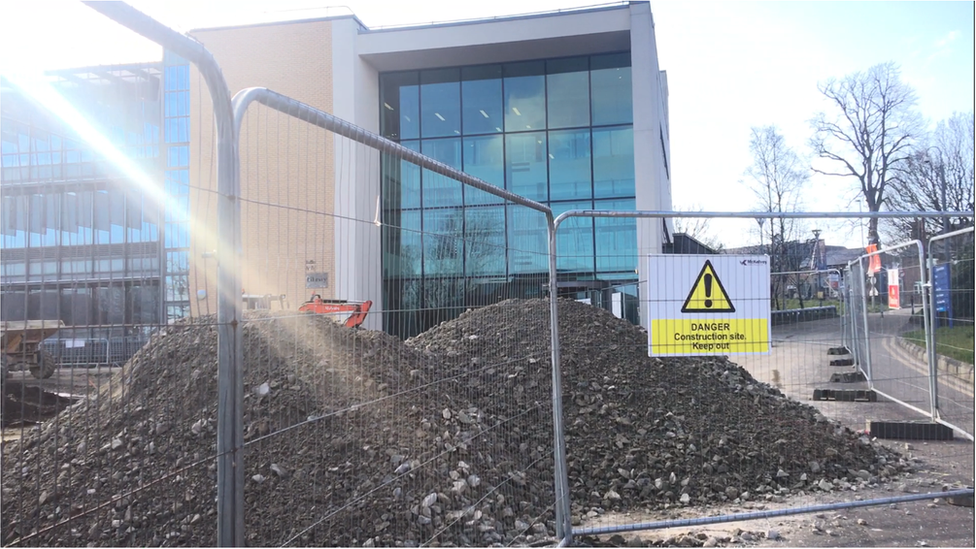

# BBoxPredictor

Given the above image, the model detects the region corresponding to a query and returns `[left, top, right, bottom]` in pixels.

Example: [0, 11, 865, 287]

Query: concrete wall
[332, 18, 383, 329]
[628, 2, 670, 327]
[357, 6, 631, 70]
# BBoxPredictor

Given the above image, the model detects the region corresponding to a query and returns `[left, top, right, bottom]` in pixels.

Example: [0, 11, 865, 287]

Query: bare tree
[811, 62, 923, 246]
[884, 111, 975, 242]
[672, 203, 724, 251]
[746, 126, 809, 309]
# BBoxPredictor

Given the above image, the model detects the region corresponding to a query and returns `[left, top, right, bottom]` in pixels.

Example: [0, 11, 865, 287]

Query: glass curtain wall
[162, 53, 191, 322]
[0, 62, 170, 357]
[381, 53, 636, 337]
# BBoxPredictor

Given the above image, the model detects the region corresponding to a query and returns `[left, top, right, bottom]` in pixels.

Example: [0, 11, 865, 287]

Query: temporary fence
[1, 3, 973, 548]
[928, 227, 975, 439]
[552, 211, 973, 542]
[852, 240, 935, 417]
[225, 89, 561, 546]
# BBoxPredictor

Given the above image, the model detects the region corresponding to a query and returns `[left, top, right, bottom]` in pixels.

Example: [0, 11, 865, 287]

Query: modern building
[0, 57, 191, 363]
[186, 1, 672, 336]
[1, 2, 672, 344]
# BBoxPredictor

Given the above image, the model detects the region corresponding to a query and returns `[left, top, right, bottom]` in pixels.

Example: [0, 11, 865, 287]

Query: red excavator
[298, 294, 372, 328]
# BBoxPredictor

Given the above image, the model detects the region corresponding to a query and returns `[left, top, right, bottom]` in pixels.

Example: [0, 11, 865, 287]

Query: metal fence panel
[551, 212, 974, 543]
[929, 227, 975, 440]
[4, 4, 973, 546]
[857, 240, 935, 417]
[223, 99, 559, 546]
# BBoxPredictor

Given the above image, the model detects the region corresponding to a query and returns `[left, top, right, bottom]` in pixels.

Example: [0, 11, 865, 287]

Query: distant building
[186, 2, 672, 335]
[663, 232, 719, 255]
[0, 56, 190, 364]
[2, 2, 674, 344]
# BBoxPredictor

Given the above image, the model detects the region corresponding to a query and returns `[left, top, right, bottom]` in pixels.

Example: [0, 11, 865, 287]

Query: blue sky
[1, 1, 972, 248]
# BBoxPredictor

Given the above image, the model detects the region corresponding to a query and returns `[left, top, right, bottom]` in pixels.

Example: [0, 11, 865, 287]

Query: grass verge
[902, 324, 975, 365]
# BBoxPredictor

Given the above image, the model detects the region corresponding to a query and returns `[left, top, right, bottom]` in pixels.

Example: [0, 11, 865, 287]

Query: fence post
[548, 215, 572, 543]
[918, 241, 939, 419]
[81, 3, 245, 545]
[856, 257, 873, 386]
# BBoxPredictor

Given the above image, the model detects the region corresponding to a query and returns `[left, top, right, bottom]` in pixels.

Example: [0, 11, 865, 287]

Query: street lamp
[812, 228, 822, 304]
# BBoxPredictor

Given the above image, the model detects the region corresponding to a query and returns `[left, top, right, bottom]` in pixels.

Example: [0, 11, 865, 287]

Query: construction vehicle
[1, 320, 64, 386]
[298, 295, 372, 328]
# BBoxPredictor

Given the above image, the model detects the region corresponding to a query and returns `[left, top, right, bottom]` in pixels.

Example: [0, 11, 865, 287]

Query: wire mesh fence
[216, 98, 560, 546]
[929, 227, 975, 440]
[0, 58, 222, 547]
[2, 4, 974, 547]
[857, 241, 935, 417]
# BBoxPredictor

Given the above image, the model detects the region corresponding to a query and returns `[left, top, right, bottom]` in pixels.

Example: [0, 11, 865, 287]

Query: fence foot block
[866, 420, 954, 441]
[829, 371, 867, 383]
[829, 358, 855, 366]
[813, 389, 877, 402]
[947, 489, 974, 507]
[827, 346, 850, 355]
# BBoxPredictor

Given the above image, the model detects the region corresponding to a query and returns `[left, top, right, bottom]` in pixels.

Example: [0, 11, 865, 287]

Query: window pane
[548, 129, 591, 201]
[551, 200, 594, 272]
[383, 210, 422, 277]
[504, 61, 546, 132]
[465, 206, 506, 276]
[423, 208, 464, 276]
[592, 126, 635, 198]
[505, 132, 548, 202]
[507, 206, 547, 274]
[591, 53, 633, 126]
[400, 140, 421, 209]
[166, 250, 189, 273]
[421, 69, 460, 138]
[382, 140, 421, 210]
[381, 72, 419, 140]
[421, 138, 462, 207]
[462, 65, 503, 135]
[463, 135, 504, 205]
[94, 286, 125, 325]
[595, 198, 637, 273]
[547, 58, 590, 129]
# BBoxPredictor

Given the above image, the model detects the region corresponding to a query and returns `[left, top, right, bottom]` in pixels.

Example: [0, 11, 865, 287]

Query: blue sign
[933, 263, 952, 326]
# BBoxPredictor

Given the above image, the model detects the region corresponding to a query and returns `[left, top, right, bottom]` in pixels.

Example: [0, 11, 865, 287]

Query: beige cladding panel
[188, 20, 336, 316]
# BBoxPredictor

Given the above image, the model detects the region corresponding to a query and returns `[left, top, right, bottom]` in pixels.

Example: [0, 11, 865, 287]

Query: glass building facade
[0, 57, 189, 362]
[380, 53, 638, 336]
[162, 54, 192, 322]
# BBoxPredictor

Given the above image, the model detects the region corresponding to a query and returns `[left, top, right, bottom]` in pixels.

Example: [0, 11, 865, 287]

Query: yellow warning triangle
[681, 260, 735, 313]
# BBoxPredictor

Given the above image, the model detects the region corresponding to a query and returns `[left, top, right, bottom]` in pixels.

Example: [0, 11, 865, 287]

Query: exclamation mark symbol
[704, 273, 713, 308]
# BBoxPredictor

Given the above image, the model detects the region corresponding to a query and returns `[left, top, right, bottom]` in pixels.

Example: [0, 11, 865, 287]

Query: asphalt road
[593, 310, 976, 548]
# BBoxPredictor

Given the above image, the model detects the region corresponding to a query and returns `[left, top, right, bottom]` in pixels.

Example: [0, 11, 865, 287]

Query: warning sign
[647, 255, 770, 356]
[681, 260, 735, 313]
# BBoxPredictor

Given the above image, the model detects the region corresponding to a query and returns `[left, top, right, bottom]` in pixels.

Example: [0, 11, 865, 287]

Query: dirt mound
[1, 300, 909, 547]
[408, 299, 910, 516]
[1, 313, 438, 547]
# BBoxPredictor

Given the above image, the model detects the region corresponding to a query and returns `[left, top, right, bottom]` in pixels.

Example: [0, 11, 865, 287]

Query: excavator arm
[298, 295, 372, 328]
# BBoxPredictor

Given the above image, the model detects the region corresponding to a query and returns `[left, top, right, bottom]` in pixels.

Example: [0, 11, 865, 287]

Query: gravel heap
[409, 299, 910, 520]
[1, 299, 909, 547]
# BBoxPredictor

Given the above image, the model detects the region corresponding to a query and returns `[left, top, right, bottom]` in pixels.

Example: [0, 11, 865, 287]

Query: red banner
[866, 244, 881, 275]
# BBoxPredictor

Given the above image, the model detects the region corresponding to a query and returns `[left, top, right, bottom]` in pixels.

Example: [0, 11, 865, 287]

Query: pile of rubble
[1, 299, 910, 546]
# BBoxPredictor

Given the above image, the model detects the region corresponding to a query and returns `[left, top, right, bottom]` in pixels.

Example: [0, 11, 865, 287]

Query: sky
[1, 1, 973, 249]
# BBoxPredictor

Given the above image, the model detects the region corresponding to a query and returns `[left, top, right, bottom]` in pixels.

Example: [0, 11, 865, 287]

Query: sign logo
[681, 260, 735, 313]
[306, 272, 329, 289]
